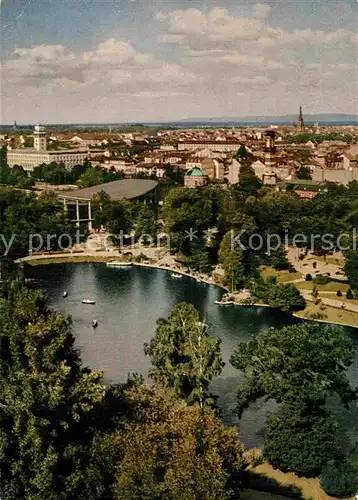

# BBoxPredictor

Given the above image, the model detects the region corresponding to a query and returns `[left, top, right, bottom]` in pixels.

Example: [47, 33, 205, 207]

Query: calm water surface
[26, 263, 358, 448]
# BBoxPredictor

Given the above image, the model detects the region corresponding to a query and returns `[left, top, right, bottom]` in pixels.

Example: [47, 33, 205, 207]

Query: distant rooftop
[8, 148, 90, 154]
[59, 179, 158, 201]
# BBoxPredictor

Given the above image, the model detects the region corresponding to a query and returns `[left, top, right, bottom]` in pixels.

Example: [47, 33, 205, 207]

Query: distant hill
[177, 114, 358, 124]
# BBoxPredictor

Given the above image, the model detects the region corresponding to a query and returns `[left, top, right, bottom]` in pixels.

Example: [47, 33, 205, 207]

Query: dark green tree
[0, 286, 124, 499]
[296, 165, 312, 180]
[134, 204, 157, 244]
[264, 402, 339, 477]
[230, 323, 356, 476]
[320, 457, 358, 497]
[231, 323, 356, 416]
[344, 251, 358, 294]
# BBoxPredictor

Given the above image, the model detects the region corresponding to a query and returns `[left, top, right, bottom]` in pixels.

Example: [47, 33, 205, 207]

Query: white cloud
[2, 6, 357, 123]
[252, 3, 271, 20]
[3, 39, 198, 92]
[157, 7, 357, 49]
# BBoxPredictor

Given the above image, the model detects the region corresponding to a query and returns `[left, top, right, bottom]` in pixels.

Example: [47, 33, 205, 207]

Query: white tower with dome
[34, 124, 47, 151]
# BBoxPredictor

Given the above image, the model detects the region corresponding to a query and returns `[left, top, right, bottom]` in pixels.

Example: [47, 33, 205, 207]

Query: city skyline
[1, 0, 357, 124]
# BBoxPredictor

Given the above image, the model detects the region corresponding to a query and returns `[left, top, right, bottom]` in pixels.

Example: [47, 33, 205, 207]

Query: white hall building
[7, 124, 89, 172]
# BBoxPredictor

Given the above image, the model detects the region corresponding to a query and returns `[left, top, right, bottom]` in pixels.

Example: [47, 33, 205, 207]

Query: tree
[320, 458, 358, 498]
[77, 167, 105, 187]
[235, 165, 262, 198]
[106, 200, 133, 241]
[134, 204, 157, 244]
[0, 286, 123, 499]
[231, 323, 356, 417]
[32, 162, 70, 185]
[0, 188, 73, 259]
[115, 385, 244, 500]
[91, 190, 112, 229]
[344, 251, 358, 293]
[269, 246, 290, 270]
[163, 187, 212, 255]
[144, 303, 224, 407]
[296, 165, 312, 180]
[219, 232, 245, 291]
[249, 280, 306, 314]
[230, 323, 357, 476]
[264, 402, 339, 477]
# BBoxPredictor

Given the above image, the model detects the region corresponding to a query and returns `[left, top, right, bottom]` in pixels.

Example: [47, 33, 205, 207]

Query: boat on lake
[171, 273, 183, 278]
[82, 299, 96, 305]
[106, 261, 132, 267]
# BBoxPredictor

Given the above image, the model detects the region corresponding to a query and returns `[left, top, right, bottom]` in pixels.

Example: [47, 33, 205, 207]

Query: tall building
[34, 124, 47, 151]
[263, 130, 277, 168]
[297, 105, 304, 131]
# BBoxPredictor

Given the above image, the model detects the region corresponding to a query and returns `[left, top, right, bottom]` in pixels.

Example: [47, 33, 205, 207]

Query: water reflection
[26, 262, 358, 448]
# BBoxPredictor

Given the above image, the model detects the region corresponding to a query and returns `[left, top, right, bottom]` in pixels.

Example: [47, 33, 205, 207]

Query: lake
[26, 262, 358, 449]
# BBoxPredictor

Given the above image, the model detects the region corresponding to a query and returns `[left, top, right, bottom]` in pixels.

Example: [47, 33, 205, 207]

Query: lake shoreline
[19, 252, 358, 330]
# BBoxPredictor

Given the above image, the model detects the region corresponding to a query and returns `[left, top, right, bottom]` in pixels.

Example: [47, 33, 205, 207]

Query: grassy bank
[296, 302, 358, 328]
[26, 255, 119, 266]
[260, 266, 303, 283]
[250, 462, 354, 500]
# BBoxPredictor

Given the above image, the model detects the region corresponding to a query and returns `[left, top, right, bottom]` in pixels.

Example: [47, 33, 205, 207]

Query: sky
[0, 0, 357, 124]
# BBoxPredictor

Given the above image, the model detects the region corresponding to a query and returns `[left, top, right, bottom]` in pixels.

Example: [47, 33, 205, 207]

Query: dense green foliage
[344, 250, 358, 293]
[0, 286, 123, 499]
[0, 291, 247, 499]
[0, 189, 74, 259]
[230, 323, 356, 476]
[115, 385, 244, 500]
[249, 279, 306, 313]
[320, 457, 358, 497]
[264, 403, 339, 476]
[145, 303, 224, 406]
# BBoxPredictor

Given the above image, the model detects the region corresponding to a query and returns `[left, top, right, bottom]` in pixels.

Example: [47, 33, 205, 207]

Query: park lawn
[251, 462, 354, 500]
[260, 266, 303, 283]
[296, 302, 358, 329]
[295, 280, 349, 292]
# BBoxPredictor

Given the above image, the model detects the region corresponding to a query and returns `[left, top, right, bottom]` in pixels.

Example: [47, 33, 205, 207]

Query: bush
[320, 459, 358, 498]
[336, 290, 343, 297]
[346, 288, 354, 300]
[313, 275, 329, 285]
[305, 273, 312, 281]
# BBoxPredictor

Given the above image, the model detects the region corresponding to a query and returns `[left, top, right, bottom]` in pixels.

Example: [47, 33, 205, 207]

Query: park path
[286, 247, 347, 281]
[301, 290, 358, 313]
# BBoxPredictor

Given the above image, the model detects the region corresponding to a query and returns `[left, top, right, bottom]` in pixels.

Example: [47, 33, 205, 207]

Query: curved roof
[186, 167, 208, 177]
[59, 179, 158, 201]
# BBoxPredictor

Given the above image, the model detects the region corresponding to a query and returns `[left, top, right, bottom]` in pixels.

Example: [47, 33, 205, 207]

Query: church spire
[297, 105, 304, 131]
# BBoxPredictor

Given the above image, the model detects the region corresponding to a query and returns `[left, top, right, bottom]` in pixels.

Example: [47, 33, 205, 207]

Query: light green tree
[144, 303, 224, 407]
